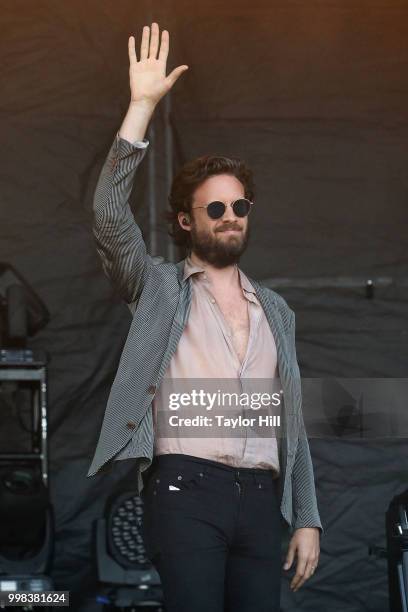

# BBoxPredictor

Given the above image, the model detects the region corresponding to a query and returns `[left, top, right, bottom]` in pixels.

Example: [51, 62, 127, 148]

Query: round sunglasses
[192, 198, 253, 220]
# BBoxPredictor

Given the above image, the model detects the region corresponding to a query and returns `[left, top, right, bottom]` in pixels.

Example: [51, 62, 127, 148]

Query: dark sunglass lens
[207, 201, 226, 219]
[233, 198, 251, 217]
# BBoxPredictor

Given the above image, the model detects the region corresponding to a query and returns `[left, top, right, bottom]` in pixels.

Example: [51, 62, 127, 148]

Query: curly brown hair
[164, 153, 255, 250]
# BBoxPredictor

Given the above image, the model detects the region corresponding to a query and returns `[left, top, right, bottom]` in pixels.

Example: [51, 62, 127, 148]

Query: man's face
[178, 174, 251, 268]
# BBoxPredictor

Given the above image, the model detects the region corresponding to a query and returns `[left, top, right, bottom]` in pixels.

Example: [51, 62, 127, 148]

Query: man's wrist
[297, 526, 320, 531]
[129, 99, 157, 113]
[294, 526, 322, 535]
[119, 101, 155, 144]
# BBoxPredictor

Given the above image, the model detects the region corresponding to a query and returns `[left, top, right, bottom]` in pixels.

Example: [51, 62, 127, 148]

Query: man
[87, 22, 322, 612]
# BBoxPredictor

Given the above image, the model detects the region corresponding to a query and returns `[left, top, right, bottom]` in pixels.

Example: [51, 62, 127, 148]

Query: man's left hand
[283, 527, 320, 592]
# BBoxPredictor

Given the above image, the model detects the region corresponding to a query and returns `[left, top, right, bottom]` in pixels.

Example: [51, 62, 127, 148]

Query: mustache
[216, 224, 242, 232]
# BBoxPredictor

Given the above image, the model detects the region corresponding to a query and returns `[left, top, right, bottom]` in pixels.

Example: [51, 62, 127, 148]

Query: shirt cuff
[116, 130, 149, 148]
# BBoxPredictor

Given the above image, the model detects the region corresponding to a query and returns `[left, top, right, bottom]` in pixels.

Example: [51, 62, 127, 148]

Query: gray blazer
[87, 132, 323, 536]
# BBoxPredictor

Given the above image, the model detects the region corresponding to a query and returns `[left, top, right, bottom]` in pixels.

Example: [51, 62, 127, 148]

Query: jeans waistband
[151, 453, 280, 482]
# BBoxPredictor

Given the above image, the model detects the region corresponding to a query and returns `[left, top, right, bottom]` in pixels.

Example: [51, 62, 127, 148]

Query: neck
[189, 250, 240, 289]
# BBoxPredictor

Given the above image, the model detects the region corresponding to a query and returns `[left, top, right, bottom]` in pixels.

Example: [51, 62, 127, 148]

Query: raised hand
[128, 23, 188, 107]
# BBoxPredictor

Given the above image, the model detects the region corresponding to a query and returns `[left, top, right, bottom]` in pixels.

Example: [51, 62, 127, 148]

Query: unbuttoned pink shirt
[152, 255, 280, 474]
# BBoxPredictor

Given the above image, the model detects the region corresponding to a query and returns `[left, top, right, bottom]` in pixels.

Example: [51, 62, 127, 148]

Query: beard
[189, 221, 250, 268]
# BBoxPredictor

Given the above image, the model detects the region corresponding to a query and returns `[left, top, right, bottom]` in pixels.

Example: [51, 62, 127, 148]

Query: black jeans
[141, 453, 283, 612]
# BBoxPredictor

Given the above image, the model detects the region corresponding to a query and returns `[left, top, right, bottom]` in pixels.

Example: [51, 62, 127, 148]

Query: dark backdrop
[1, 1, 407, 610]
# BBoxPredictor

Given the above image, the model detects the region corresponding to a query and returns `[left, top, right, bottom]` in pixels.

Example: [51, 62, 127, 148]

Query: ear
[177, 211, 191, 231]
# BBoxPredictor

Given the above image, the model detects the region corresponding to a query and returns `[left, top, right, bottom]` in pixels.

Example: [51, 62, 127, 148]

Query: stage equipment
[0, 262, 49, 348]
[370, 489, 408, 612]
[386, 489, 408, 612]
[94, 486, 163, 610]
[0, 271, 54, 601]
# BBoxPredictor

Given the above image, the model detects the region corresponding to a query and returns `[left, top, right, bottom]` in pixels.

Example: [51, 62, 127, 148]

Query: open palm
[128, 23, 188, 106]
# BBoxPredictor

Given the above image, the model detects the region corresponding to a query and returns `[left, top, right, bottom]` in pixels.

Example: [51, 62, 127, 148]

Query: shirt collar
[182, 255, 257, 297]
[183, 255, 206, 281]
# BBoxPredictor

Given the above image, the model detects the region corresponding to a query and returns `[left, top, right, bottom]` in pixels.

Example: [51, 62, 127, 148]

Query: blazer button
[148, 384, 157, 394]
[126, 421, 136, 430]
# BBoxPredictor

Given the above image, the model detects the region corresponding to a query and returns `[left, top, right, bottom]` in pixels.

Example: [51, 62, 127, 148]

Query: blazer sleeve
[92, 131, 154, 304]
[287, 310, 324, 537]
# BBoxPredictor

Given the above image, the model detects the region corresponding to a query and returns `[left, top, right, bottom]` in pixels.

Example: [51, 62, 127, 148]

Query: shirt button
[210, 298, 215, 303]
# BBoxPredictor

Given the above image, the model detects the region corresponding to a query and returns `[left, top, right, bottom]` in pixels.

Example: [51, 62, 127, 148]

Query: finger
[307, 556, 319, 578]
[165, 65, 189, 89]
[294, 559, 317, 591]
[293, 574, 307, 592]
[128, 36, 137, 65]
[303, 560, 317, 582]
[149, 22, 159, 59]
[158, 29, 169, 63]
[293, 561, 315, 592]
[292, 553, 319, 591]
[283, 543, 296, 570]
[290, 558, 307, 591]
[140, 25, 149, 60]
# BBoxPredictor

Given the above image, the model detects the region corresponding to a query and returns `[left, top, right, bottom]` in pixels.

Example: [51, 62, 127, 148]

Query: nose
[217, 204, 246, 232]
[222, 202, 238, 221]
